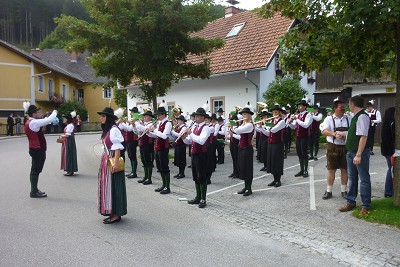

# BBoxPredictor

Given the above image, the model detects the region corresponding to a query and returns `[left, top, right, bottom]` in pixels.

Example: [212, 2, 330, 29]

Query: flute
[137, 120, 158, 140]
[174, 121, 195, 143]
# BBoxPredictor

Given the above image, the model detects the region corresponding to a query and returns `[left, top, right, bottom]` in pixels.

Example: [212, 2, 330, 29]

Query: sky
[216, 0, 267, 10]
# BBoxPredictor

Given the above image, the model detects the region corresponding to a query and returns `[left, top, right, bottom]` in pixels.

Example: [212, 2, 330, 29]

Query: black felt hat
[97, 107, 118, 120]
[217, 108, 224, 113]
[270, 104, 283, 112]
[259, 110, 270, 117]
[154, 106, 168, 115]
[62, 113, 73, 119]
[211, 113, 217, 120]
[143, 110, 154, 118]
[217, 116, 224, 122]
[129, 107, 139, 113]
[25, 105, 41, 115]
[239, 107, 254, 115]
[176, 115, 187, 122]
[296, 99, 309, 107]
[194, 108, 206, 116]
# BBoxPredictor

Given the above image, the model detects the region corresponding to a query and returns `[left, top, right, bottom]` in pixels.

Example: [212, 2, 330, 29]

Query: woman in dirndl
[234, 107, 255, 196]
[98, 107, 127, 224]
[265, 104, 286, 187]
[60, 112, 78, 176]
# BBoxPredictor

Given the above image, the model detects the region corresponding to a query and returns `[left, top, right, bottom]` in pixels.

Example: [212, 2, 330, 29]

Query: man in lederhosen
[183, 107, 211, 208]
[215, 116, 226, 164]
[121, 107, 139, 178]
[365, 100, 381, 155]
[133, 110, 155, 185]
[321, 98, 351, 199]
[309, 103, 323, 161]
[148, 107, 172, 194]
[289, 98, 312, 178]
[25, 105, 58, 198]
[170, 115, 187, 178]
[255, 110, 270, 171]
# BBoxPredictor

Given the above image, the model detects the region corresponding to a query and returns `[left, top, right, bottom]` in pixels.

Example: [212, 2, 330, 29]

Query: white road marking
[252, 179, 325, 192]
[309, 167, 316, 210]
[207, 155, 326, 196]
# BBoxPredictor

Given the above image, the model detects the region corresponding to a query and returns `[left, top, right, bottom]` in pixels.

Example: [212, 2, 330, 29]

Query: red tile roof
[189, 11, 293, 74]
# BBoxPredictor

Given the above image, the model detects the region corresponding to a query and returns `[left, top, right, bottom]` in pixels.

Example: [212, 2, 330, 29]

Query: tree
[263, 76, 307, 113]
[113, 87, 128, 110]
[56, 0, 224, 111]
[258, 0, 400, 206]
[58, 100, 88, 122]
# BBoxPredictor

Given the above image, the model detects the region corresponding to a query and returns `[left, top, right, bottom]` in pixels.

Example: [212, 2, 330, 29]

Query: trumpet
[174, 121, 195, 143]
[137, 120, 158, 140]
[256, 102, 268, 114]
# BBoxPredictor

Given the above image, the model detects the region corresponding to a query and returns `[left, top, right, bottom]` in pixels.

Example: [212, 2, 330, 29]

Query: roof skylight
[226, 22, 245, 38]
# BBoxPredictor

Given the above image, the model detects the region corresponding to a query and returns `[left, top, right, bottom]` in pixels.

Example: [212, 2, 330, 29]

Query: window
[48, 79, 54, 98]
[103, 88, 112, 99]
[62, 84, 67, 99]
[226, 23, 245, 38]
[77, 89, 84, 103]
[210, 97, 225, 114]
[38, 76, 44, 92]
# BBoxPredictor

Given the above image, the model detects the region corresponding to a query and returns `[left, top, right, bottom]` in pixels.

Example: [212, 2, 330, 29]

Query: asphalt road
[0, 134, 399, 266]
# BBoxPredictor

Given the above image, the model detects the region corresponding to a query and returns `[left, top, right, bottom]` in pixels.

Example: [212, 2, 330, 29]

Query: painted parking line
[207, 155, 326, 196]
[309, 167, 316, 210]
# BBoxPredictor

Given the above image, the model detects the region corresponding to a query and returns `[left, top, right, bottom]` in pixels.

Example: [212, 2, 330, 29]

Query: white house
[126, 7, 316, 116]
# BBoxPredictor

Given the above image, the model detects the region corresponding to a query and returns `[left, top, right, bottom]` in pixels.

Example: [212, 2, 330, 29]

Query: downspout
[30, 62, 35, 105]
[245, 70, 260, 102]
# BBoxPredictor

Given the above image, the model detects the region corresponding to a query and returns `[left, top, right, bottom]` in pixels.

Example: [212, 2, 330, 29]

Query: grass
[352, 198, 400, 228]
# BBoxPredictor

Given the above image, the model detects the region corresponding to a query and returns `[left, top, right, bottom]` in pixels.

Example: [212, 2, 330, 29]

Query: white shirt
[149, 117, 171, 140]
[28, 110, 57, 132]
[312, 112, 323, 122]
[289, 111, 312, 130]
[235, 122, 254, 134]
[265, 119, 286, 136]
[322, 114, 352, 145]
[65, 123, 74, 136]
[367, 109, 382, 126]
[184, 122, 211, 145]
[217, 123, 226, 136]
[171, 124, 187, 138]
[109, 127, 124, 151]
[356, 113, 370, 137]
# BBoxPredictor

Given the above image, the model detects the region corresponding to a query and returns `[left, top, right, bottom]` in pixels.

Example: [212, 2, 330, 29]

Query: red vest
[174, 125, 185, 146]
[191, 124, 207, 154]
[369, 109, 377, 121]
[311, 112, 321, 132]
[259, 131, 267, 139]
[208, 125, 214, 144]
[123, 130, 135, 142]
[268, 118, 284, 144]
[239, 127, 254, 149]
[25, 120, 47, 150]
[154, 120, 170, 151]
[216, 124, 225, 140]
[296, 112, 311, 138]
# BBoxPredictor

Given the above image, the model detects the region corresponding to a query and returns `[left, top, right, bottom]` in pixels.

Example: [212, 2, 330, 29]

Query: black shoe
[198, 200, 207, 208]
[274, 181, 281, 187]
[322, 191, 332, 200]
[260, 167, 266, 171]
[207, 180, 211, 185]
[155, 186, 164, 192]
[143, 179, 152, 185]
[370, 151, 374, 155]
[217, 162, 224, 165]
[308, 156, 314, 160]
[127, 173, 137, 179]
[294, 171, 304, 177]
[188, 165, 191, 168]
[237, 188, 246, 194]
[314, 157, 318, 161]
[243, 190, 252, 196]
[157, 169, 161, 173]
[384, 194, 393, 198]
[30, 191, 47, 198]
[137, 178, 146, 183]
[125, 172, 133, 177]
[188, 198, 200, 205]
[173, 173, 180, 178]
[228, 173, 234, 178]
[37, 190, 46, 195]
[177, 174, 185, 179]
[303, 171, 309, 178]
[267, 181, 276, 187]
[160, 187, 171, 194]
[341, 191, 348, 198]
[103, 216, 121, 224]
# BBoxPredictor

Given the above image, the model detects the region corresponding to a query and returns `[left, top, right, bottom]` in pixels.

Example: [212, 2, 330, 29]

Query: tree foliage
[113, 87, 128, 109]
[58, 100, 88, 121]
[263, 76, 307, 113]
[56, 0, 224, 110]
[258, 0, 400, 205]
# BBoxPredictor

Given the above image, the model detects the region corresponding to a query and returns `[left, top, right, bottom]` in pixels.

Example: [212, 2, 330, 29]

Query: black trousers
[216, 142, 225, 163]
[7, 125, 13, 136]
[140, 144, 153, 167]
[296, 137, 309, 160]
[29, 148, 46, 176]
[155, 148, 170, 174]
[229, 143, 239, 177]
[192, 152, 207, 184]
[309, 130, 320, 156]
[126, 140, 138, 161]
[366, 125, 376, 150]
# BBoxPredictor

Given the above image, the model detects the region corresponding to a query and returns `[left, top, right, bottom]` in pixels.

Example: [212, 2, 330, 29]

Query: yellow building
[0, 39, 117, 127]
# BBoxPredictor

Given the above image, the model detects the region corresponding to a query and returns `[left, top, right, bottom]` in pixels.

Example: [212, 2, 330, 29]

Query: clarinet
[137, 120, 158, 140]
[174, 121, 195, 143]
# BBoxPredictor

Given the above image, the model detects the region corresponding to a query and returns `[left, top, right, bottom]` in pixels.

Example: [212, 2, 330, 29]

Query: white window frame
[77, 89, 84, 103]
[103, 88, 112, 99]
[210, 97, 225, 114]
[226, 22, 245, 38]
[62, 83, 68, 100]
[48, 79, 54, 97]
[38, 76, 44, 93]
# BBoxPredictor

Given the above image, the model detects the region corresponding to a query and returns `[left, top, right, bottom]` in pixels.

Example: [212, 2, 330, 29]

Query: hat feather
[23, 101, 30, 113]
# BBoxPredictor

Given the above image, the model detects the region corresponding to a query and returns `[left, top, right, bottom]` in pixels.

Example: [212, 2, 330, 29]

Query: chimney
[31, 48, 42, 59]
[70, 51, 78, 63]
[224, 6, 241, 18]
